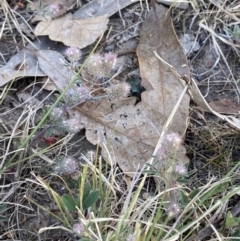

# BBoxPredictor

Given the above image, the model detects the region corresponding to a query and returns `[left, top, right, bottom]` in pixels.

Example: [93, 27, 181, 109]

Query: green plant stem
[80, 165, 88, 211]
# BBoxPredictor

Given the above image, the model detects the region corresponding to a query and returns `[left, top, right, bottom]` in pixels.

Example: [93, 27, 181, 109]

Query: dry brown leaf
[156, 0, 189, 9]
[76, 97, 159, 175]
[137, 4, 190, 135]
[75, 5, 190, 175]
[0, 49, 45, 87]
[189, 79, 240, 130]
[29, 0, 75, 20]
[209, 98, 240, 115]
[35, 13, 109, 48]
[0, 37, 69, 88]
[73, 0, 139, 18]
[37, 50, 73, 90]
[123, 175, 133, 190]
[38, 76, 56, 91]
[76, 94, 189, 176]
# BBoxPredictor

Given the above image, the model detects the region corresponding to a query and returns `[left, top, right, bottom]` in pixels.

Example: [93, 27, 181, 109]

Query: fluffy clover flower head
[90, 53, 102, 66]
[156, 145, 167, 161]
[167, 202, 180, 217]
[85, 53, 104, 78]
[65, 47, 82, 62]
[62, 116, 81, 133]
[104, 52, 117, 68]
[174, 162, 187, 175]
[126, 234, 135, 241]
[50, 107, 64, 121]
[106, 82, 131, 101]
[73, 222, 85, 235]
[165, 132, 182, 147]
[54, 157, 78, 175]
[65, 86, 90, 104]
[48, 4, 61, 17]
[84, 52, 117, 79]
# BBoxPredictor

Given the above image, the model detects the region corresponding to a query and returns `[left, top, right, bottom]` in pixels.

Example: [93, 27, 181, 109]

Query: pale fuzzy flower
[90, 53, 102, 66]
[167, 202, 180, 217]
[48, 4, 60, 17]
[174, 162, 187, 175]
[65, 86, 90, 104]
[126, 234, 135, 241]
[106, 82, 131, 101]
[50, 107, 64, 121]
[85, 53, 104, 78]
[62, 117, 81, 133]
[55, 157, 78, 175]
[84, 52, 117, 78]
[104, 52, 117, 68]
[156, 145, 167, 161]
[65, 47, 82, 62]
[165, 132, 182, 147]
[103, 52, 117, 76]
[73, 222, 85, 235]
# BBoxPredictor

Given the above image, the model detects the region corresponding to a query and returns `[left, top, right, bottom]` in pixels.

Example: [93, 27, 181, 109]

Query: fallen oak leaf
[35, 13, 109, 48]
[0, 36, 70, 88]
[189, 79, 240, 131]
[73, 0, 139, 18]
[73, 4, 190, 176]
[76, 97, 186, 175]
[37, 50, 73, 90]
[208, 98, 240, 115]
[156, 0, 189, 9]
[137, 4, 190, 137]
[0, 48, 45, 87]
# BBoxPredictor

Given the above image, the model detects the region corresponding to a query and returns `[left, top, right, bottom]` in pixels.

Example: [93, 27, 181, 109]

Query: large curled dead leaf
[0, 37, 69, 88]
[0, 48, 45, 87]
[35, 13, 109, 48]
[209, 98, 240, 115]
[37, 50, 73, 90]
[137, 4, 190, 133]
[75, 5, 190, 175]
[73, 0, 139, 18]
[156, 0, 189, 9]
[189, 79, 240, 131]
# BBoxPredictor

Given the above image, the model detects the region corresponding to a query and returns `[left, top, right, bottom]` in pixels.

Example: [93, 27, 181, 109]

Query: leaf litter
[0, 1, 191, 176]
[37, 50, 74, 90]
[0, 0, 139, 86]
[1, 0, 239, 175]
[29, 0, 75, 20]
[73, 0, 139, 18]
[0, 46, 46, 87]
[35, 13, 109, 49]
[0, 36, 68, 87]
[2, 0, 240, 239]
[75, 4, 190, 175]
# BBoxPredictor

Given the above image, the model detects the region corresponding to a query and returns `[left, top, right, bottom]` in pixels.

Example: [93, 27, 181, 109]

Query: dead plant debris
[1, 0, 240, 240]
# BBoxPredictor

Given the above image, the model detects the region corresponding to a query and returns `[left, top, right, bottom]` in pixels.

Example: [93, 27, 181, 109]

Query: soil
[1, 0, 240, 240]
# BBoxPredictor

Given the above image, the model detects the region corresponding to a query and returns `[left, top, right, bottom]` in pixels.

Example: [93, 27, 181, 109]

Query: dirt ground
[1, 0, 240, 240]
